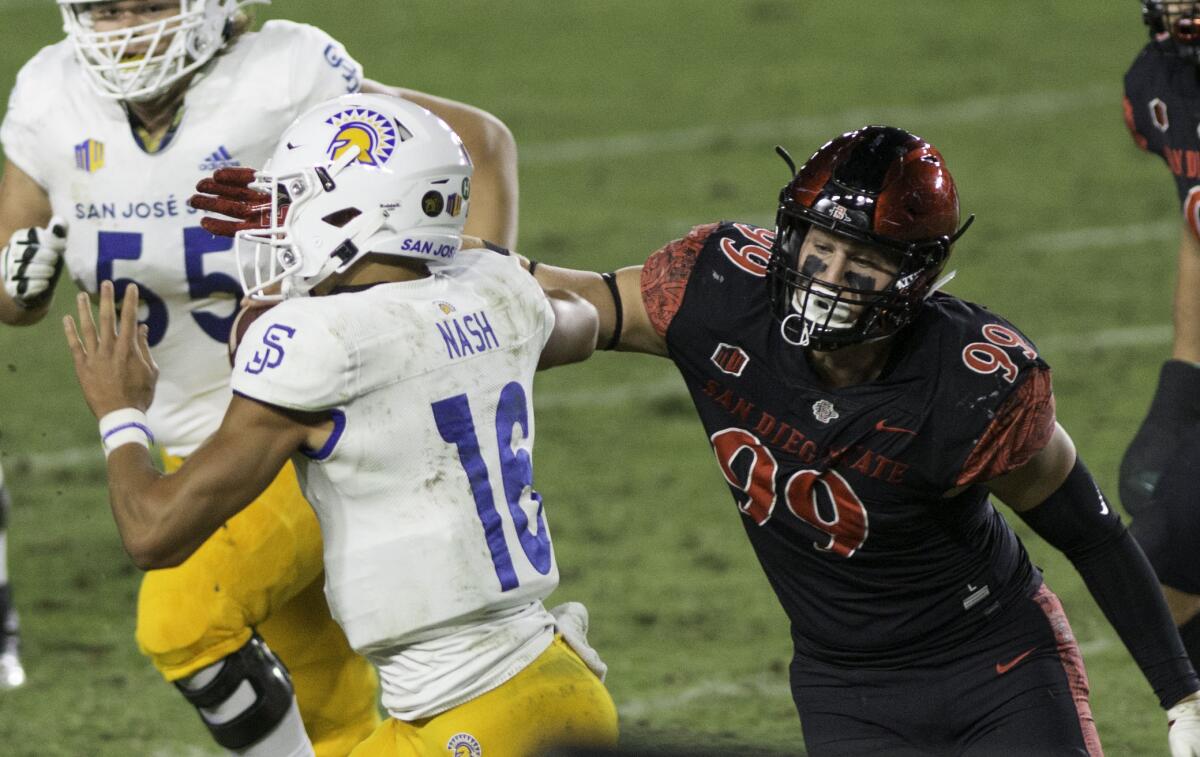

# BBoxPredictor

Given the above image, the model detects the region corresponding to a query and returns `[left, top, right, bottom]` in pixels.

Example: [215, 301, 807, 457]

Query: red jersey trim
[640, 223, 720, 338]
[956, 367, 1056, 486]
[1123, 95, 1149, 152]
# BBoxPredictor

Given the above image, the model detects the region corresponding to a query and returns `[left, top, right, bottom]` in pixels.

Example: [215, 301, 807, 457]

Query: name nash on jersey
[437, 310, 501, 360]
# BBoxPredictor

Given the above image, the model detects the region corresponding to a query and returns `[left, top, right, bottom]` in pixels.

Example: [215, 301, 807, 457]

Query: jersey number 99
[711, 427, 869, 558]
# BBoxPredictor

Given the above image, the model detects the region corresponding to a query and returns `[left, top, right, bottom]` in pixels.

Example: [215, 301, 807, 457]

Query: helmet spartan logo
[324, 107, 399, 166]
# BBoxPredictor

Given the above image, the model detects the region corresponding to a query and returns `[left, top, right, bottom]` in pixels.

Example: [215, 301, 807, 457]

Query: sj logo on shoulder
[245, 324, 296, 375]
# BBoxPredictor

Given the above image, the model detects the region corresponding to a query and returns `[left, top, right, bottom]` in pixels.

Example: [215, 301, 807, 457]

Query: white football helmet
[58, 0, 268, 101]
[235, 93, 474, 301]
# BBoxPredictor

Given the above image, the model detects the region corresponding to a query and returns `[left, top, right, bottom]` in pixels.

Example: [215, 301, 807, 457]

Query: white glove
[550, 601, 608, 682]
[1169, 692, 1200, 757]
[1, 218, 67, 309]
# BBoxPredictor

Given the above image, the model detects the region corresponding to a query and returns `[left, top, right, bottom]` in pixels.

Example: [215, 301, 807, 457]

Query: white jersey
[0, 21, 362, 455]
[230, 248, 560, 719]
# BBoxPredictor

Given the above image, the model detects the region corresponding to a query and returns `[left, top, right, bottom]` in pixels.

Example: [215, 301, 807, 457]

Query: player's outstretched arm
[526, 262, 668, 357]
[63, 282, 318, 570]
[988, 425, 1200, 745]
[0, 160, 57, 326]
[362, 80, 518, 249]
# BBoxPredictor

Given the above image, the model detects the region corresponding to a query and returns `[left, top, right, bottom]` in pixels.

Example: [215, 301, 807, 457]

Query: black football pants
[790, 583, 1099, 757]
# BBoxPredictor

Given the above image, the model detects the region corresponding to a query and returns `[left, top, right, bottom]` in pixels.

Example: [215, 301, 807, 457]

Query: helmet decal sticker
[422, 191, 445, 217]
[325, 108, 398, 166]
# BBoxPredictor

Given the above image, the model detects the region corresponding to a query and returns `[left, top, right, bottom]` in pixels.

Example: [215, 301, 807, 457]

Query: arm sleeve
[1018, 457, 1200, 709]
[639, 222, 718, 338]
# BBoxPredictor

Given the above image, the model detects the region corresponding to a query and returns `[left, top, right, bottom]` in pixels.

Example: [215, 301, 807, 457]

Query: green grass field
[0, 1, 1183, 754]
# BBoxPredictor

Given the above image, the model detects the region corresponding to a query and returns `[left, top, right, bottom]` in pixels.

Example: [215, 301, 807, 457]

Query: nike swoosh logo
[995, 647, 1035, 675]
[874, 419, 916, 435]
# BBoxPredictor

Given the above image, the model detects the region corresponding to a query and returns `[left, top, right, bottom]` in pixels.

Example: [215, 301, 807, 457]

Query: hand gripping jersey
[0, 21, 362, 454]
[230, 248, 560, 719]
[645, 222, 1056, 667]
[1124, 42, 1200, 236]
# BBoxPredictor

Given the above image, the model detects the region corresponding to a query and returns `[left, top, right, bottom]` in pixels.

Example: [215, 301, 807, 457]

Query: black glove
[1120, 360, 1200, 514]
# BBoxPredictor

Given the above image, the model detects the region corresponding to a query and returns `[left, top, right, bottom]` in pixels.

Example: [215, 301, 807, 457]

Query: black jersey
[642, 222, 1056, 668]
[1124, 42, 1200, 220]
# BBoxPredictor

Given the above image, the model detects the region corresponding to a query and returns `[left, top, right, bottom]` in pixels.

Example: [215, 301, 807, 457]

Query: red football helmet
[1143, 1, 1200, 62]
[767, 125, 972, 350]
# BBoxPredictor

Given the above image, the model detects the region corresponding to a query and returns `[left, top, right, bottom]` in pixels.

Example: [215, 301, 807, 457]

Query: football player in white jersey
[0, 1, 518, 754]
[65, 94, 619, 756]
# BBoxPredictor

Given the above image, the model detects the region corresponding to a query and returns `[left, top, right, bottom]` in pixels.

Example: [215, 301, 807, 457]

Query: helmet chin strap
[780, 313, 814, 347]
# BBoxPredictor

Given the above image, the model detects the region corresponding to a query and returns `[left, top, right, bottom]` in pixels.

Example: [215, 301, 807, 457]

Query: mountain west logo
[199, 145, 240, 171]
[711, 343, 749, 377]
[74, 139, 104, 172]
[325, 107, 406, 166]
[812, 399, 839, 424]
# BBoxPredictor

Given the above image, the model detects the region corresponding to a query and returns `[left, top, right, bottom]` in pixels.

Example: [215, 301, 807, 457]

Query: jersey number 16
[433, 381, 553, 592]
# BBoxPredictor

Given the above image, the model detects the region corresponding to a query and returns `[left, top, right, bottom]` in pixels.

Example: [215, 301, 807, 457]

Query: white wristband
[99, 408, 155, 458]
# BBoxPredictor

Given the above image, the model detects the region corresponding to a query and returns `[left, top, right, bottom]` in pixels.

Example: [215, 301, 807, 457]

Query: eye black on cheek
[800, 256, 827, 277]
[844, 271, 878, 290]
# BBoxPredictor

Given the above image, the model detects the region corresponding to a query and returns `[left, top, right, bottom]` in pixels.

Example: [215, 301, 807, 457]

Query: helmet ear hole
[321, 208, 363, 228]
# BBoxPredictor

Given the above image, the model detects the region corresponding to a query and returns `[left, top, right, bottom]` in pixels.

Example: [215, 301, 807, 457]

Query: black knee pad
[175, 633, 296, 751]
[1120, 361, 1200, 515]
[1131, 430, 1200, 595]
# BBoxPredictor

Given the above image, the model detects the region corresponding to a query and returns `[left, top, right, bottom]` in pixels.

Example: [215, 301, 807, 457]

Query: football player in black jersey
[1122, 0, 1200, 683]
[522, 126, 1200, 755]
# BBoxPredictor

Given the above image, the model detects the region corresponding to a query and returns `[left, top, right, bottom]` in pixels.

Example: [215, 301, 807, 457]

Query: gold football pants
[137, 456, 380, 757]
[350, 636, 618, 757]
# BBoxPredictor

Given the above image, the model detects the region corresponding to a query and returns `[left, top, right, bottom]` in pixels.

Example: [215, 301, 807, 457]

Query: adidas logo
[199, 145, 240, 171]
